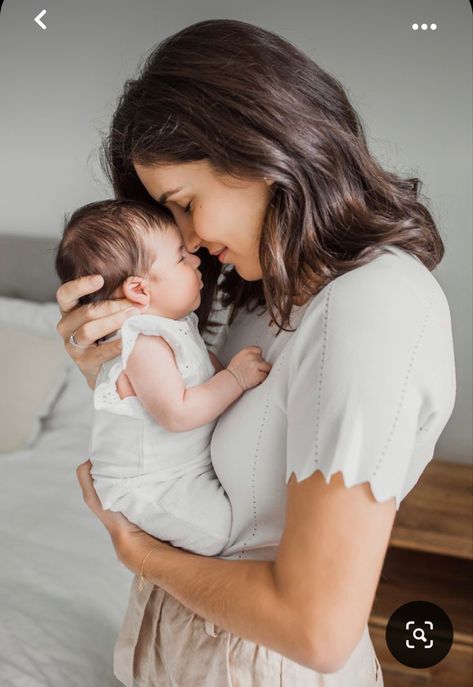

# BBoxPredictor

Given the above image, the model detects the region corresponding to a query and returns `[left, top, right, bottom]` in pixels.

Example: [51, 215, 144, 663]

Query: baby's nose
[192, 254, 201, 268]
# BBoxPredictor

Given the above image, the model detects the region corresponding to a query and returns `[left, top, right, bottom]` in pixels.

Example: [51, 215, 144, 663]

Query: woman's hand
[55, 274, 141, 389]
[76, 459, 166, 574]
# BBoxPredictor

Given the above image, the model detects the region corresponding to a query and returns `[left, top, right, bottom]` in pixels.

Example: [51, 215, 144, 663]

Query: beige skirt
[114, 575, 383, 687]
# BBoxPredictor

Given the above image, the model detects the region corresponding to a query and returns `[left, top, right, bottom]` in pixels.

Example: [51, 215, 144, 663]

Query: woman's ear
[122, 276, 150, 308]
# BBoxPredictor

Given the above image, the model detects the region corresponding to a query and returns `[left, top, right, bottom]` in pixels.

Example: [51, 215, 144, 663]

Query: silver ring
[68, 330, 97, 349]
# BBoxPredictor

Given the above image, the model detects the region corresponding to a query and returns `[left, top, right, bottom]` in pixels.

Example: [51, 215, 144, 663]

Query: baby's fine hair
[55, 199, 176, 307]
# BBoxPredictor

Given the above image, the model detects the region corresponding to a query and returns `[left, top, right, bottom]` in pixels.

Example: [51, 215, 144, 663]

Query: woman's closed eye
[173, 201, 192, 214]
[166, 200, 192, 222]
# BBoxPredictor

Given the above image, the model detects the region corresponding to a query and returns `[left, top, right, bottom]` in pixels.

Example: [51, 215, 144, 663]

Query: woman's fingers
[76, 459, 96, 505]
[56, 274, 104, 314]
[71, 337, 123, 370]
[62, 304, 139, 348]
[57, 298, 139, 342]
[55, 275, 144, 387]
[56, 275, 140, 341]
[76, 459, 144, 551]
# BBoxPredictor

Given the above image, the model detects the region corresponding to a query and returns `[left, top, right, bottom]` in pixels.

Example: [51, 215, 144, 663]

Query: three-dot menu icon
[412, 23, 437, 31]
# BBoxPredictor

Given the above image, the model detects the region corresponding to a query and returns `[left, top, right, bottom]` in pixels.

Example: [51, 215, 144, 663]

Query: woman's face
[133, 160, 273, 281]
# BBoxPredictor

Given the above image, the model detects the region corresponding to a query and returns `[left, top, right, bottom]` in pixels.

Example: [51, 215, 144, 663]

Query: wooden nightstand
[369, 460, 473, 686]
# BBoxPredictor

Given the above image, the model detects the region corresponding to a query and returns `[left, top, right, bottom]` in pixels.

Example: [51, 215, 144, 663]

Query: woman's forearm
[130, 541, 315, 669]
[85, 370, 99, 390]
[76, 461, 319, 671]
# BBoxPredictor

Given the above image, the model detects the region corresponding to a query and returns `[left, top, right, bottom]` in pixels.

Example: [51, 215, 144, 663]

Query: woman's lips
[217, 248, 227, 263]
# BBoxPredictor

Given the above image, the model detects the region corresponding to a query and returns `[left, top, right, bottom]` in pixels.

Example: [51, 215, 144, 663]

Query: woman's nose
[192, 254, 201, 268]
[182, 234, 202, 260]
[180, 224, 201, 255]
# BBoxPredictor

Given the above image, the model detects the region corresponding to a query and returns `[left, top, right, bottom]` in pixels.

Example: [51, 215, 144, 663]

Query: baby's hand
[227, 346, 272, 391]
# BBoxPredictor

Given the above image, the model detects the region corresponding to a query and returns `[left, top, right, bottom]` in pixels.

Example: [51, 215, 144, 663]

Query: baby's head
[55, 199, 203, 320]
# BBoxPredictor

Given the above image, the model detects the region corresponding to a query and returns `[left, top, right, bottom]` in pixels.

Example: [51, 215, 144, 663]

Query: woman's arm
[133, 471, 396, 674]
[76, 459, 395, 673]
[75, 460, 314, 669]
[274, 470, 396, 673]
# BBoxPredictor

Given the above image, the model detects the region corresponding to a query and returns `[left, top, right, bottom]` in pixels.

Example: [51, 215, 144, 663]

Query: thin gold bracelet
[226, 366, 245, 390]
[138, 544, 161, 592]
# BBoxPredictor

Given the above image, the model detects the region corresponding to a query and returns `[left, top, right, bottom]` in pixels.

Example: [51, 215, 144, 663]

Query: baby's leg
[108, 467, 232, 556]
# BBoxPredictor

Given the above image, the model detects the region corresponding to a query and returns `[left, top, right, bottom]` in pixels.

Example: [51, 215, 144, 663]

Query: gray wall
[1, 0, 471, 463]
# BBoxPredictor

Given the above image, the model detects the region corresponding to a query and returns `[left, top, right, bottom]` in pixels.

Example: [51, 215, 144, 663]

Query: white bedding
[0, 423, 134, 686]
[0, 295, 230, 686]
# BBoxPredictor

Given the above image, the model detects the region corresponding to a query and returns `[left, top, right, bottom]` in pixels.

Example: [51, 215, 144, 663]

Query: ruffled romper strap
[120, 313, 197, 373]
[94, 314, 193, 416]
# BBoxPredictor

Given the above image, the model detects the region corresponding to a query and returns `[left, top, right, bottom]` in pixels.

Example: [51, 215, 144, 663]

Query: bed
[0, 234, 134, 686]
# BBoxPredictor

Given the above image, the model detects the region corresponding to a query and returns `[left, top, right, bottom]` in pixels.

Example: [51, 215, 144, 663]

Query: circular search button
[385, 600, 453, 668]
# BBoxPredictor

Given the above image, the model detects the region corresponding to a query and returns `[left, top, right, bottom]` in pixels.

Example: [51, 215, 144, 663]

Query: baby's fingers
[259, 362, 272, 372]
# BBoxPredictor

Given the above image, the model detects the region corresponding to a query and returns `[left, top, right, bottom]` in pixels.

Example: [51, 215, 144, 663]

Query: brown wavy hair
[101, 18, 444, 336]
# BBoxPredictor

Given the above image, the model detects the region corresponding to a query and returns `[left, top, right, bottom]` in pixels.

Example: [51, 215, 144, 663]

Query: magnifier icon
[413, 628, 427, 642]
[405, 621, 434, 649]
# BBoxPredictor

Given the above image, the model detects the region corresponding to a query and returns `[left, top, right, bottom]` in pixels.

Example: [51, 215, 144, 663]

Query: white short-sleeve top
[210, 246, 456, 561]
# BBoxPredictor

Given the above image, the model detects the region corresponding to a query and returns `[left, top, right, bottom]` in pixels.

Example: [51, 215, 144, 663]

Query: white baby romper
[89, 312, 232, 556]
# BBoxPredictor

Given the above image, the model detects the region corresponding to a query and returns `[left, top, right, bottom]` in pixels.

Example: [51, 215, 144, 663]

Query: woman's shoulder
[285, 247, 456, 511]
[303, 245, 451, 333]
[220, 246, 452, 355]
[289, 245, 454, 377]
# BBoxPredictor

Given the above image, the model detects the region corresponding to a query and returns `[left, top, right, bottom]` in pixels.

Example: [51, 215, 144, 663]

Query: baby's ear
[122, 276, 150, 307]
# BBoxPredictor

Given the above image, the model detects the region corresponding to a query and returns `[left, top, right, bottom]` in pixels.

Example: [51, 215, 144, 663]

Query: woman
[56, 19, 456, 686]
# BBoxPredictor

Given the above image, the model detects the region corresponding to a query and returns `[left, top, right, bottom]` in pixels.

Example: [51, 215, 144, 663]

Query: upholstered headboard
[0, 234, 60, 303]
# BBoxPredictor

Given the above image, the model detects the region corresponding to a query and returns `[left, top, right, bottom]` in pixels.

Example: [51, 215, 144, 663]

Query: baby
[55, 199, 271, 556]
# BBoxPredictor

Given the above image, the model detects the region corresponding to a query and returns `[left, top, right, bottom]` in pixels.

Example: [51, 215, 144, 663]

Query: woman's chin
[234, 265, 263, 281]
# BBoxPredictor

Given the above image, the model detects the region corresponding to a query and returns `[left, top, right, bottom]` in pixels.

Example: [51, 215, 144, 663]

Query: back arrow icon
[34, 9, 47, 30]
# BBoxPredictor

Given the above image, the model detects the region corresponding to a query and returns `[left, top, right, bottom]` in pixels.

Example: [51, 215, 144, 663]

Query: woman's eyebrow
[158, 188, 183, 204]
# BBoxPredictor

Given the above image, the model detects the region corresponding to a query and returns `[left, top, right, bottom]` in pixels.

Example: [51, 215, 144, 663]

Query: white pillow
[42, 363, 93, 431]
[0, 328, 70, 452]
[0, 297, 93, 437]
[0, 297, 61, 336]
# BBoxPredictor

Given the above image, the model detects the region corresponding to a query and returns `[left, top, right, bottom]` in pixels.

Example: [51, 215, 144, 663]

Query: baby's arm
[125, 335, 270, 432]
[209, 351, 225, 373]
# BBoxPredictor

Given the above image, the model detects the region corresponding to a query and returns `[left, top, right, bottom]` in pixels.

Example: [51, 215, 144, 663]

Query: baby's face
[145, 226, 203, 319]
